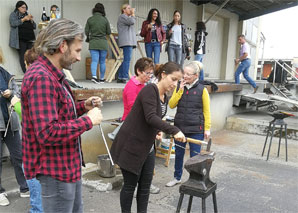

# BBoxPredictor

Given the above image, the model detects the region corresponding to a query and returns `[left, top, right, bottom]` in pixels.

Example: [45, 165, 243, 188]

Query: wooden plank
[72, 88, 123, 102]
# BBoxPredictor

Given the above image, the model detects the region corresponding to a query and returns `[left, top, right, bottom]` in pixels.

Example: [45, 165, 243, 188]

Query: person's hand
[169, 29, 173, 34]
[131, 8, 135, 16]
[188, 47, 192, 52]
[204, 130, 210, 139]
[85, 96, 102, 111]
[174, 131, 186, 142]
[180, 79, 186, 89]
[87, 107, 103, 126]
[28, 14, 33, 20]
[156, 132, 163, 141]
[148, 23, 152, 30]
[235, 58, 240, 65]
[11, 95, 20, 107]
[2, 89, 12, 98]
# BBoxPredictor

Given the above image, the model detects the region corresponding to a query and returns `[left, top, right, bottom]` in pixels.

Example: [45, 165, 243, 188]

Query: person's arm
[119, 14, 135, 26]
[8, 78, 20, 98]
[161, 25, 166, 42]
[9, 12, 23, 28]
[168, 87, 183, 109]
[166, 24, 172, 40]
[27, 75, 92, 146]
[202, 88, 211, 131]
[140, 21, 149, 37]
[140, 85, 180, 135]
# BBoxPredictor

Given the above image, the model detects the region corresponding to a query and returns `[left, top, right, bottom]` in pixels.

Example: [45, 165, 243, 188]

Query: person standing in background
[22, 19, 103, 212]
[234, 35, 258, 93]
[117, 4, 136, 83]
[166, 10, 190, 66]
[85, 3, 111, 84]
[0, 47, 29, 207]
[9, 1, 36, 73]
[140, 8, 166, 64]
[194, 21, 208, 80]
[50, 5, 59, 19]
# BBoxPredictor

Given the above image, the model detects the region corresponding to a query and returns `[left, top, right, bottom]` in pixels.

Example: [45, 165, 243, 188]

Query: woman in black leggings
[111, 62, 186, 212]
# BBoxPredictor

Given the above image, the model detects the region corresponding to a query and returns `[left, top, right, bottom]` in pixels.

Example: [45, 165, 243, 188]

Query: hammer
[186, 137, 212, 152]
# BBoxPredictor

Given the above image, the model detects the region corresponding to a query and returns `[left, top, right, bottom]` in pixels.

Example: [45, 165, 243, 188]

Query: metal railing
[272, 59, 298, 82]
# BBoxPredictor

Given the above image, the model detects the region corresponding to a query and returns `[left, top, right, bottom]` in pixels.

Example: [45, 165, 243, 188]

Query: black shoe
[91, 77, 100, 84]
[117, 79, 126, 83]
[99, 79, 105, 83]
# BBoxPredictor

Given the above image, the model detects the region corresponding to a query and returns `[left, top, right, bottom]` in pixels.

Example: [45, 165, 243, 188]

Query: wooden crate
[86, 57, 116, 80]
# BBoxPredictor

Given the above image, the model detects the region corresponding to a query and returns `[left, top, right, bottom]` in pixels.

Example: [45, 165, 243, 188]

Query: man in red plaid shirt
[21, 19, 103, 212]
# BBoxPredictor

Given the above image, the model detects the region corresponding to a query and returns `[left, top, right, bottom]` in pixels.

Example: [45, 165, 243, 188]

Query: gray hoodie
[117, 14, 136, 48]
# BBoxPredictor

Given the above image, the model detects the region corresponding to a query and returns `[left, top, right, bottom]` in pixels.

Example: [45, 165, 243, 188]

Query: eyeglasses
[144, 72, 153, 76]
[184, 72, 196, 77]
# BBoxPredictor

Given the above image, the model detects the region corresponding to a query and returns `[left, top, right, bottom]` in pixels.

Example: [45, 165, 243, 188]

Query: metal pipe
[205, 0, 231, 24]
[99, 125, 114, 166]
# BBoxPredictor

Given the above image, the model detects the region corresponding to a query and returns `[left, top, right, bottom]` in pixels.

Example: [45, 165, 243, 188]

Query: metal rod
[4, 107, 14, 138]
[99, 125, 114, 166]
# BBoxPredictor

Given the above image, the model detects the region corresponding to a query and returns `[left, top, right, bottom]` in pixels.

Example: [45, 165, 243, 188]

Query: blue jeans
[119, 46, 133, 80]
[90, 49, 107, 80]
[195, 54, 204, 81]
[27, 178, 43, 213]
[37, 175, 82, 213]
[174, 133, 204, 181]
[235, 58, 256, 88]
[168, 44, 182, 65]
[145, 42, 161, 64]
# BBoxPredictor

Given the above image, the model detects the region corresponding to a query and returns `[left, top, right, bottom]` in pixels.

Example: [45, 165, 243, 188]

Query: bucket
[97, 154, 116, 178]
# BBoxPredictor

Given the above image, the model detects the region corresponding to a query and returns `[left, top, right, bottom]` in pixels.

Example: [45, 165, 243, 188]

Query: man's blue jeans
[174, 133, 204, 181]
[145, 42, 161, 64]
[168, 44, 182, 65]
[195, 54, 204, 81]
[119, 46, 133, 80]
[27, 178, 43, 213]
[90, 50, 107, 80]
[235, 58, 256, 88]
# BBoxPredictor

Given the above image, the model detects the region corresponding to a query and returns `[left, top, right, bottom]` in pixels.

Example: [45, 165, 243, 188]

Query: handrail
[272, 59, 298, 81]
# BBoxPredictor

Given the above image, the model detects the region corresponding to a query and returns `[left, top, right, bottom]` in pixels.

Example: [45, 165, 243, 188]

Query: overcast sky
[260, 5, 298, 59]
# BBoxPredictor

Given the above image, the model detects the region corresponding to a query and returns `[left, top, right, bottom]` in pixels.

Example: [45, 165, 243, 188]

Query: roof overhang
[190, 0, 298, 21]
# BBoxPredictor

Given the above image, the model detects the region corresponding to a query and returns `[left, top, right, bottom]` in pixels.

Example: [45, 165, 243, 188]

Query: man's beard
[59, 49, 73, 70]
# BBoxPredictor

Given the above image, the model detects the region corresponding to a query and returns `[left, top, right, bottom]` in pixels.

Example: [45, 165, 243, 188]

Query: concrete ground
[1, 128, 298, 213]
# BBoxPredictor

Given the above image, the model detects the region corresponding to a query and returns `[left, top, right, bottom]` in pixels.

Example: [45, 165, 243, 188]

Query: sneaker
[0, 193, 10, 206]
[91, 77, 100, 84]
[99, 79, 105, 83]
[150, 184, 160, 194]
[166, 179, 181, 187]
[20, 190, 30, 198]
[117, 79, 126, 84]
[253, 86, 259, 94]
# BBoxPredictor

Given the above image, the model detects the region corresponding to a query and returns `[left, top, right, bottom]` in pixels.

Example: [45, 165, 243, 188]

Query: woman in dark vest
[111, 62, 186, 213]
[166, 61, 211, 187]
[9, 1, 36, 73]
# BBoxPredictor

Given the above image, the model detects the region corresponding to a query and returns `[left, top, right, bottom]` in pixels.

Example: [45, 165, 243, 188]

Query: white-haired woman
[166, 61, 211, 187]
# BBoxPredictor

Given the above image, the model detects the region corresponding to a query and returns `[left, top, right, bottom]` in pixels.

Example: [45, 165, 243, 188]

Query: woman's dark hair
[171, 10, 181, 25]
[50, 5, 58, 11]
[92, 3, 105, 16]
[134, 57, 154, 76]
[146, 8, 161, 26]
[15, 1, 28, 12]
[196, 21, 206, 31]
[154, 62, 182, 81]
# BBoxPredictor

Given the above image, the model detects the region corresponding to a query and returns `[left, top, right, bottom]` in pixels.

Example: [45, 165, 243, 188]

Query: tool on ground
[176, 152, 217, 213]
[4, 106, 14, 138]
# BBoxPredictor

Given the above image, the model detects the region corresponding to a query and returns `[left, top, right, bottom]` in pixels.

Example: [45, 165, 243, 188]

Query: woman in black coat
[111, 62, 186, 213]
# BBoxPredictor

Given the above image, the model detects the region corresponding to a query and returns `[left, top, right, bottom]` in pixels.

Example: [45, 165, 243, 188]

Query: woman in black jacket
[194, 21, 208, 80]
[111, 62, 186, 213]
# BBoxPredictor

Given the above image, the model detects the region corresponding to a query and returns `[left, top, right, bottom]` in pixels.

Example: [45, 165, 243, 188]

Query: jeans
[235, 58, 256, 88]
[37, 175, 82, 213]
[120, 150, 155, 213]
[0, 130, 28, 193]
[195, 54, 205, 80]
[145, 42, 161, 64]
[168, 43, 182, 65]
[118, 46, 133, 80]
[27, 178, 43, 213]
[174, 133, 204, 181]
[18, 40, 33, 73]
[90, 49, 107, 80]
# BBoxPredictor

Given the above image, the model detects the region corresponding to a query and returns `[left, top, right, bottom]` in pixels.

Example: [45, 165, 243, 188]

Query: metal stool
[176, 153, 217, 213]
[262, 118, 288, 161]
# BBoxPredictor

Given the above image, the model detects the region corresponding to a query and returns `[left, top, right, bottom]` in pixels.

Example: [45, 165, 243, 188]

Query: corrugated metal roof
[191, 0, 298, 20]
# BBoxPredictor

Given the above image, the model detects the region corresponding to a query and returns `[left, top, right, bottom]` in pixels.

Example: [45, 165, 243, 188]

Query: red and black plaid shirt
[21, 55, 92, 182]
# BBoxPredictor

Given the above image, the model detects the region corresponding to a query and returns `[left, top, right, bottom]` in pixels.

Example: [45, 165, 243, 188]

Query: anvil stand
[176, 152, 217, 213]
[262, 118, 288, 161]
